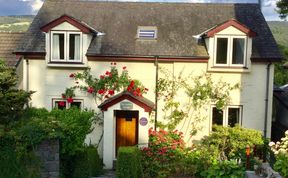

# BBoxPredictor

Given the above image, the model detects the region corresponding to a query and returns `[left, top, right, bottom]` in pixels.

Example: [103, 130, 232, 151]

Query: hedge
[116, 146, 143, 178]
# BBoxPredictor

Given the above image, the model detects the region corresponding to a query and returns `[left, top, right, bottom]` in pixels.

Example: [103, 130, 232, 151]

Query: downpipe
[264, 62, 272, 138]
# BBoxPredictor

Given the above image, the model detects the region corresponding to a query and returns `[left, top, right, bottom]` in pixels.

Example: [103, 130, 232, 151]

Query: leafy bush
[70, 146, 103, 178]
[270, 130, 288, 177]
[0, 59, 32, 125]
[117, 146, 143, 178]
[1, 107, 95, 177]
[200, 159, 245, 178]
[273, 154, 288, 178]
[141, 128, 185, 178]
[201, 125, 264, 159]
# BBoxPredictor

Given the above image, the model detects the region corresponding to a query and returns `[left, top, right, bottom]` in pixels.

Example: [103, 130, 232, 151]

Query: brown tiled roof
[0, 32, 24, 66]
[16, 0, 282, 61]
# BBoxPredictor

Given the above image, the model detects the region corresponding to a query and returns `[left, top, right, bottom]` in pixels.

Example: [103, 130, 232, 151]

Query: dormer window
[51, 31, 82, 62]
[137, 26, 157, 39]
[215, 36, 246, 67]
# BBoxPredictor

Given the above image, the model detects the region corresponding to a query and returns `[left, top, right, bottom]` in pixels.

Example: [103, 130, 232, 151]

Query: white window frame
[214, 35, 247, 67]
[53, 99, 83, 109]
[137, 26, 157, 40]
[50, 31, 82, 62]
[210, 105, 242, 128]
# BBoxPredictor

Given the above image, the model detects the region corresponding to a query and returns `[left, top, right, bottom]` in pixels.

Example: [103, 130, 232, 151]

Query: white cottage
[14, 0, 282, 169]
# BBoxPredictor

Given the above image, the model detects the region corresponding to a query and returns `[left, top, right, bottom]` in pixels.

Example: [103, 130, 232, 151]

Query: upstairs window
[137, 26, 157, 40]
[51, 31, 82, 62]
[215, 36, 246, 67]
[211, 106, 242, 128]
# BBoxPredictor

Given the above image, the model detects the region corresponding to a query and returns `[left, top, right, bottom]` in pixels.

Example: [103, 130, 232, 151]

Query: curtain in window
[74, 34, 80, 60]
[52, 34, 60, 59]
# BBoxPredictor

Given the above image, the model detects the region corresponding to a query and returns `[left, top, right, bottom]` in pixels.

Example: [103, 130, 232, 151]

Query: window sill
[47, 62, 87, 68]
[208, 66, 250, 73]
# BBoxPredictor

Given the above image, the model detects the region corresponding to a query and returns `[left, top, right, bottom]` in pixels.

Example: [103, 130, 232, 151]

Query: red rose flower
[98, 89, 105, 95]
[100, 75, 105, 79]
[105, 71, 110, 76]
[59, 101, 65, 107]
[67, 97, 73, 103]
[122, 66, 127, 70]
[129, 80, 135, 87]
[108, 90, 115, 95]
[87, 87, 94, 94]
[62, 94, 66, 99]
[69, 73, 75, 78]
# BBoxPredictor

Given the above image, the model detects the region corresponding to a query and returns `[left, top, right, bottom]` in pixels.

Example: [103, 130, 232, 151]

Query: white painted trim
[214, 35, 247, 68]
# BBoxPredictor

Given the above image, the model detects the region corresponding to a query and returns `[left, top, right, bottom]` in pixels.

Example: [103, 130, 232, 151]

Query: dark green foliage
[201, 125, 264, 159]
[0, 145, 41, 178]
[277, 0, 288, 20]
[274, 45, 288, 86]
[116, 146, 143, 178]
[69, 146, 103, 178]
[0, 59, 33, 125]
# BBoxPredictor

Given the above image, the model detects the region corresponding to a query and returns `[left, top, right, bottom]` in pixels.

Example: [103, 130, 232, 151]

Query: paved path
[93, 170, 116, 178]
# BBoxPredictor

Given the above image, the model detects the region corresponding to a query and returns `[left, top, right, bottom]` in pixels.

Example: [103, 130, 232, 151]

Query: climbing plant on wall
[156, 68, 240, 137]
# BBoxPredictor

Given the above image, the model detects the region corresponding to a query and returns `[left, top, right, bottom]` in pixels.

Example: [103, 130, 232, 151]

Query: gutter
[264, 62, 272, 138]
[154, 56, 159, 131]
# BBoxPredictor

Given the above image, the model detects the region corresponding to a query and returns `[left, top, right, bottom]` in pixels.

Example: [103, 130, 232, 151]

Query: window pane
[70, 101, 82, 109]
[232, 38, 245, 65]
[228, 108, 240, 127]
[52, 34, 64, 60]
[55, 101, 66, 110]
[216, 38, 228, 64]
[69, 34, 80, 60]
[212, 107, 223, 125]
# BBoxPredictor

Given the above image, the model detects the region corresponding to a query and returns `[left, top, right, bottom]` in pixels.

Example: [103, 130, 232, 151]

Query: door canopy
[98, 91, 155, 112]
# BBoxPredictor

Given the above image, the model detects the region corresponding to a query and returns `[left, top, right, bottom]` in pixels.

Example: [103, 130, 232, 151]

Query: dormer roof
[40, 14, 97, 34]
[205, 19, 257, 37]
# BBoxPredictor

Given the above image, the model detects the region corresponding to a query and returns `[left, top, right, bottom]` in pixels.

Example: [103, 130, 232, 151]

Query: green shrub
[70, 146, 103, 178]
[200, 159, 245, 178]
[0, 145, 23, 178]
[274, 154, 288, 178]
[201, 125, 264, 159]
[117, 146, 143, 178]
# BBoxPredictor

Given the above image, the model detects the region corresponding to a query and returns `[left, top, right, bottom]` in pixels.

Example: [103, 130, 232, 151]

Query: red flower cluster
[67, 97, 73, 103]
[142, 127, 185, 163]
[127, 80, 143, 97]
[87, 86, 94, 94]
[69, 73, 75, 78]
[59, 101, 65, 107]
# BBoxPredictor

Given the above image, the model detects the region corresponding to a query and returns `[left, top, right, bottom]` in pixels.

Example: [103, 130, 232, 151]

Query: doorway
[115, 110, 139, 156]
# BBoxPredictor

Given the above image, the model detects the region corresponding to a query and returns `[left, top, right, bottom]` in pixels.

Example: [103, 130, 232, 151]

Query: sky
[0, 0, 283, 21]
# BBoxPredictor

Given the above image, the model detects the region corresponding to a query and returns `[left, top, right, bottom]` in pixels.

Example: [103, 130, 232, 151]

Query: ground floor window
[53, 99, 83, 110]
[211, 105, 242, 127]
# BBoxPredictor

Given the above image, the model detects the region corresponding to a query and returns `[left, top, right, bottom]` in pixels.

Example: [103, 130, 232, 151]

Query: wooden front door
[116, 111, 138, 155]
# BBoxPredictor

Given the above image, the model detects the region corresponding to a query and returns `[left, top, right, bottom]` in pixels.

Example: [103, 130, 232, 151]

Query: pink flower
[100, 75, 105, 79]
[59, 101, 65, 107]
[108, 90, 115, 95]
[67, 97, 73, 103]
[87, 87, 94, 94]
[69, 73, 75, 78]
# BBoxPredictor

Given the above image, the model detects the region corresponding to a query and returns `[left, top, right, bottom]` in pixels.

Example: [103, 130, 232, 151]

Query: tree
[0, 59, 32, 125]
[277, 0, 288, 20]
[274, 45, 288, 86]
